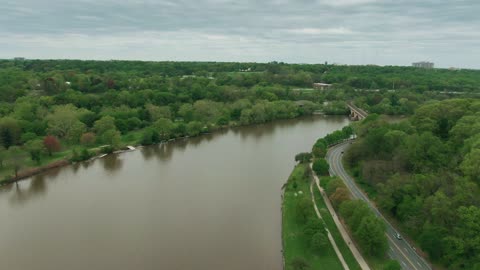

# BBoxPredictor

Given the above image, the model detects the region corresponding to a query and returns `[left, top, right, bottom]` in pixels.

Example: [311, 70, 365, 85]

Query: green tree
[25, 139, 44, 164]
[193, 100, 222, 123]
[354, 215, 388, 257]
[0, 117, 21, 148]
[290, 257, 310, 270]
[461, 148, 480, 183]
[7, 146, 26, 178]
[312, 139, 327, 158]
[186, 121, 203, 136]
[141, 128, 160, 145]
[66, 121, 86, 143]
[312, 158, 329, 176]
[0, 146, 5, 167]
[154, 118, 174, 140]
[146, 104, 171, 121]
[311, 231, 328, 251]
[94, 116, 117, 136]
[383, 260, 401, 270]
[296, 197, 312, 223]
[178, 104, 194, 122]
[46, 104, 86, 138]
[295, 152, 312, 163]
[303, 218, 323, 239]
[100, 129, 121, 147]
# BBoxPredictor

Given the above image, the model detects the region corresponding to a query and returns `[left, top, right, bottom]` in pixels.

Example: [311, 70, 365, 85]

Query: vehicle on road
[395, 233, 402, 240]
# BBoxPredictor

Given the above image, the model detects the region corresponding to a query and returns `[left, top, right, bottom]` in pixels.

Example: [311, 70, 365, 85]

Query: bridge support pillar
[350, 110, 359, 121]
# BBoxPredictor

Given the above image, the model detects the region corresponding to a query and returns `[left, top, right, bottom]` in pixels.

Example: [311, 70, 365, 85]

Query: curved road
[327, 141, 432, 270]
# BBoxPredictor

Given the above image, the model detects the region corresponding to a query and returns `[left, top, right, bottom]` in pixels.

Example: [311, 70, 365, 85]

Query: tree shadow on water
[100, 154, 124, 174]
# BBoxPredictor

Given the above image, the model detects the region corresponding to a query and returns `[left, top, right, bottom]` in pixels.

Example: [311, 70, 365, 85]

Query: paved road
[327, 141, 432, 270]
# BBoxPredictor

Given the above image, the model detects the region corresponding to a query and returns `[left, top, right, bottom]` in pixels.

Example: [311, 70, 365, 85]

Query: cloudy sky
[1, 0, 479, 68]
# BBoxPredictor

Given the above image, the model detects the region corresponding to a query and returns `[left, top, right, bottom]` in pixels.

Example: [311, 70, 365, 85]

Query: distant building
[412, 61, 434, 69]
[313, 82, 333, 90]
[13, 57, 25, 61]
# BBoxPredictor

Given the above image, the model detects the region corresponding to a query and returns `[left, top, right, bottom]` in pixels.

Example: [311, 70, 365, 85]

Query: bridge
[347, 102, 368, 121]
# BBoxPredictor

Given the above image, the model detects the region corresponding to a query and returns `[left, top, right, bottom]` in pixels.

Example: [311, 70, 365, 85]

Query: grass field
[282, 164, 345, 270]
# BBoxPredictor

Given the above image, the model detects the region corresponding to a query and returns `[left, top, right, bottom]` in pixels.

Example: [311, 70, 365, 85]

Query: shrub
[311, 231, 329, 251]
[100, 145, 114, 154]
[295, 152, 312, 163]
[312, 158, 329, 176]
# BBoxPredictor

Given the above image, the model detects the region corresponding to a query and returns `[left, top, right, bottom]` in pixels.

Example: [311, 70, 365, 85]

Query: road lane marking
[329, 142, 430, 270]
[386, 233, 418, 270]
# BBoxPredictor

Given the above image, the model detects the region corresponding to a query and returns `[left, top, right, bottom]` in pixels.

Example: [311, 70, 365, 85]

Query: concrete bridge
[347, 102, 368, 121]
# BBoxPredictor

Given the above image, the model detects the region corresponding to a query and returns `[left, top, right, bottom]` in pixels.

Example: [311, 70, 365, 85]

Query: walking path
[309, 181, 350, 270]
[310, 163, 371, 270]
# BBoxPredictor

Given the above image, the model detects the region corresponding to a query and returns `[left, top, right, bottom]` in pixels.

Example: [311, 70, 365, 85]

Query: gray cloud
[1, 0, 479, 68]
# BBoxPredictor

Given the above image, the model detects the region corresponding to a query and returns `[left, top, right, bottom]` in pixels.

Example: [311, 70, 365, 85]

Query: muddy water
[0, 116, 349, 270]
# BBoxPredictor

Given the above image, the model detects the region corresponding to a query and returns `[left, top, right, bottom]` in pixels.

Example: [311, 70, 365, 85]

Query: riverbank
[281, 164, 344, 270]
[0, 114, 343, 187]
[0, 115, 351, 270]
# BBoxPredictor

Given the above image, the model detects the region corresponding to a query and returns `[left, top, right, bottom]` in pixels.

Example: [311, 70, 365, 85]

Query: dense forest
[0, 59, 479, 183]
[345, 99, 480, 269]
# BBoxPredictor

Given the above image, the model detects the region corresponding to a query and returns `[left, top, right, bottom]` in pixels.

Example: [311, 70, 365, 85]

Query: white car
[395, 233, 402, 240]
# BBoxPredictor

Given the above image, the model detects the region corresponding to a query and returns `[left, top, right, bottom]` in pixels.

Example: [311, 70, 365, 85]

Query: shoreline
[0, 114, 344, 188]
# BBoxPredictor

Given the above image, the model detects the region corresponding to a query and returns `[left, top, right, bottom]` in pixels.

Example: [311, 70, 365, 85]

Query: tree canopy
[345, 98, 480, 268]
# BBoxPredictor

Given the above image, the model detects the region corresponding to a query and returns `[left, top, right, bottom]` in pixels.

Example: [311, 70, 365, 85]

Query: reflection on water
[101, 154, 124, 173]
[8, 175, 47, 206]
[0, 115, 349, 270]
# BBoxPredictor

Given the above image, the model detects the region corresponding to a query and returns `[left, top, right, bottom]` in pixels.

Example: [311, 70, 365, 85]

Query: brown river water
[0, 115, 349, 270]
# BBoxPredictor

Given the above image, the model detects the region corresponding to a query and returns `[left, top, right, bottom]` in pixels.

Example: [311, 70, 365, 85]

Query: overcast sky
[1, 0, 479, 68]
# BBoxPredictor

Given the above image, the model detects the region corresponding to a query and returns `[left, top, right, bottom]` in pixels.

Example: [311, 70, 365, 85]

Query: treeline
[3, 59, 480, 92]
[322, 177, 389, 259]
[0, 59, 477, 182]
[0, 97, 315, 181]
[311, 126, 353, 158]
[310, 128, 390, 262]
[1, 59, 478, 110]
[345, 99, 480, 269]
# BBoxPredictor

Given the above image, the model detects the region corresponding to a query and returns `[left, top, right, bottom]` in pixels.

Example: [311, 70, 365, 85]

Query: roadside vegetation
[282, 164, 344, 270]
[311, 180, 362, 270]
[344, 98, 480, 269]
[311, 128, 399, 270]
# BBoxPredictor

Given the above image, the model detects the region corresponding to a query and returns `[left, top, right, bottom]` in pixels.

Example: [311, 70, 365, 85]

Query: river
[0, 115, 349, 270]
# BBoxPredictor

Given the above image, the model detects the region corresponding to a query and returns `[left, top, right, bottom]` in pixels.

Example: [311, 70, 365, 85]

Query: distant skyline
[2, 0, 480, 68]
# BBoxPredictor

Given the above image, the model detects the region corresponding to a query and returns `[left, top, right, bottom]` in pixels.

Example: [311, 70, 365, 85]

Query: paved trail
[309, 181, 350, 270]
[310, 163, 371, 270]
